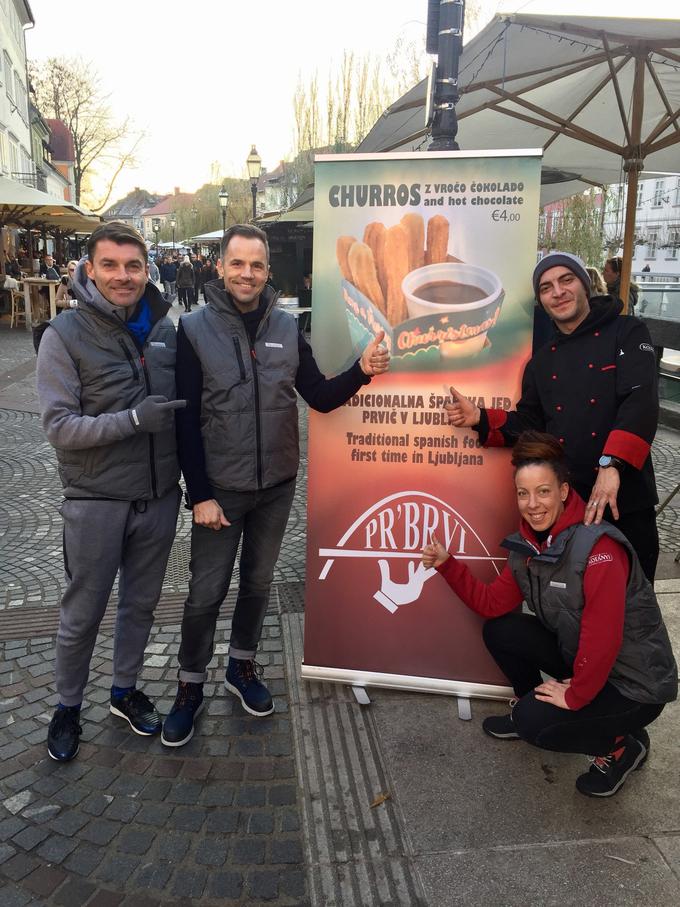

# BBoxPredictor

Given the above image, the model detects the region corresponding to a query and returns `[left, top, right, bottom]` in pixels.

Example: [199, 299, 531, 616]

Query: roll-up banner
[303, 150, 542, 699]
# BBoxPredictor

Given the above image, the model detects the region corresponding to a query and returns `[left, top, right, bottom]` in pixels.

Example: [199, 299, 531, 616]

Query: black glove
[129, 395, 187, 433]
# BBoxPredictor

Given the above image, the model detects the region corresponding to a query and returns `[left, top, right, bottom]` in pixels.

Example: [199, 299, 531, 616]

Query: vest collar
[203, 279, 279, 322]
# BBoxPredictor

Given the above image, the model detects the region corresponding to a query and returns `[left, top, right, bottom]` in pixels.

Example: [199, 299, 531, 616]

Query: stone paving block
[102, 797, 141, 823]
[77, 818, 119, 846]
[22, 862, 67, 896]
[209, 760, 244, 781]
[135, 803, 173, 827]
[81, 792, 114, 817]
[0, 884, 33, 907]
[0, 842, 16, 864]
[116, 828, 156, 855]
[157, 831, 191, 861]
[21, 802, 60, 824]
[86, 889, 125, 907]
[31, 775, 65, 797]
[200, 783, 235, 807]
[280, 809, 300, 833]
[52, 876, 97, 906]
[231, 836, 266, 865]
[194, 837, 227, 867]
[247, 867, 279, 900]
[54, 786, 88, 807]
[51, 809, 89, 837]
[95, 852, 141, 884]
[0, 817, 27, 841]
[207, 869, 243, 900]
[234, 785, 267, 808]
[170, 866, 208, 899]
[204, 809, 240, 834]
[166, 780, 203, 805]
[248, 811, 274, 834]
[270, 837, 304, 864]
[11, 824, 50, 851]
[63, 843, 104, 877]
[134, 859, 173, 890]
[269, 783, 297, 806]
[168, 806, 207, 832]
[35, 833, 78, 864]
[1, 850, 39, 880]
[279, 866, 307, 898]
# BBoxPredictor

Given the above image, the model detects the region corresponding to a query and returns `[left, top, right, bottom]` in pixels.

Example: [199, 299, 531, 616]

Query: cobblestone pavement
[1, 321, 679, 905]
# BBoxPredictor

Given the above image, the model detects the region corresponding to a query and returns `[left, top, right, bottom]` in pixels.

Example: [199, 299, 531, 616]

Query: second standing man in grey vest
[162, 224, 389, 747]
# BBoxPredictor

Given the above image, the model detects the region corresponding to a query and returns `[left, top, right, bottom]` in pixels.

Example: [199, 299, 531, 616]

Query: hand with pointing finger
[360, 330, 390, 376]
[444, 385, 480, 428]
[129, 395, 187, 433]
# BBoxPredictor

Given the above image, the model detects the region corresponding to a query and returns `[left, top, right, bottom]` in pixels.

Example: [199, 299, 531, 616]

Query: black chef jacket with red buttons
[475, 296, 659, 515]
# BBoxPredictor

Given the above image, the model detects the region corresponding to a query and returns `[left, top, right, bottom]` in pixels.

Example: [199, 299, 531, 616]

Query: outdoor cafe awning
[0, 176, 101, 234]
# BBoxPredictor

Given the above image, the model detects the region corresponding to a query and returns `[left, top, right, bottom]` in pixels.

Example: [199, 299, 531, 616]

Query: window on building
[667, 227, 680, 260]
[674, 177, 680, 207]
[20, 146, 31, 175]
[8, 135, 18, 173]
[646, 230, 659, 259]
[0, 130, 8, 175]
[636, 184, 644, 208]
[653, 179, 664, 207]
[13, 71, 27, 122]
[3, 52, 12, 101]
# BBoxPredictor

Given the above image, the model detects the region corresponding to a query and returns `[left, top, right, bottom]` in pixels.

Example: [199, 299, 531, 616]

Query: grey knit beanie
[532, 252, 591, 300]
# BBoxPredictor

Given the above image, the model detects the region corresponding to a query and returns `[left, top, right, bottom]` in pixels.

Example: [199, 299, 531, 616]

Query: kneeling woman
[422, 431, 677, 798]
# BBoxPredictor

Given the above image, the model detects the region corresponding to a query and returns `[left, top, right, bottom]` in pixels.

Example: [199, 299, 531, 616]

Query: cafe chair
[10, 286, 27, 328]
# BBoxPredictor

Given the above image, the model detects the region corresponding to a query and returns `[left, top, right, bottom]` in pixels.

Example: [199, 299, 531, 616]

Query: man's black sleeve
[295, 332, 370, 412]
[175, 321, 213, 505]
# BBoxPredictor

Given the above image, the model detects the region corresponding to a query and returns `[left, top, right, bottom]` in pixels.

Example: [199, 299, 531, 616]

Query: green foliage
[541, 192, 604, 267]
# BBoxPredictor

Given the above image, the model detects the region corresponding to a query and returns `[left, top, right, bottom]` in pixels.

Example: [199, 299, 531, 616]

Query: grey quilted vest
[504, 522, 677, 705]
[181, 283, 300, 492]
[49, 301, 180, 500]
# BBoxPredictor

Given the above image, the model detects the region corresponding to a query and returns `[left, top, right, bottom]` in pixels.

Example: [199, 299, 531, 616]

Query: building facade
[0, 0, 34, 187]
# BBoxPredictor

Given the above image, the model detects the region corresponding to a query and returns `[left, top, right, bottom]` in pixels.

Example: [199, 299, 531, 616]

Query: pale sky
[25, 0, 679, 205]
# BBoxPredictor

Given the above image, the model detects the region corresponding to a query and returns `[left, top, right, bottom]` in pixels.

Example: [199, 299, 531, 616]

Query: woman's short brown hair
[511, 431, 570, 485]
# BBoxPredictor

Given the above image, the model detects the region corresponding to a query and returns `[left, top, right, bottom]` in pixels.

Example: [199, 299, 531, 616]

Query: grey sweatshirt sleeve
[36, 327, 137, 450]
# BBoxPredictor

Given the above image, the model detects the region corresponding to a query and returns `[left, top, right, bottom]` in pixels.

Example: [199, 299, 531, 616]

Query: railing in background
[10, 171, 47, 192]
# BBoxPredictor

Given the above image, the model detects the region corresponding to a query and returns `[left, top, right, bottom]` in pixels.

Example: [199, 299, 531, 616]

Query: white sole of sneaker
[109, 703, 160, 736]
[160, 702, 204, 748]
[47, 744, 79, 762]
[224, 680, 274, 717]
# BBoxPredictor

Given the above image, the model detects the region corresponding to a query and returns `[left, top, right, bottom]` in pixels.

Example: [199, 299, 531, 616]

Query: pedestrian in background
[160, 255, 178, 301]
[603, 256, 639, 312]
[177, 255, 196, 312]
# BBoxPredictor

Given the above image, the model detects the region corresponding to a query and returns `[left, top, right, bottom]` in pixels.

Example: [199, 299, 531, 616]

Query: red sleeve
[564, 536, 629, 710]
[436, 556, 523, 618]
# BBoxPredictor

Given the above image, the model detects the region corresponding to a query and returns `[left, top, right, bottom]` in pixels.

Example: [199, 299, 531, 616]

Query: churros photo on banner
[303, 150, 542, 696]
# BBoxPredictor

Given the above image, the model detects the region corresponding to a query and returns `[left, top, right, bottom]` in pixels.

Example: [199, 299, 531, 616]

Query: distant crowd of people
[155, 250, 218, 312]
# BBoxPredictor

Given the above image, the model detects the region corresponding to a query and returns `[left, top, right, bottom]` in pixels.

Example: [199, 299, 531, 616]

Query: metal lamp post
[246, 145, 262, 221]
[170, 214, 176, 252]
[152, 217, 160, 254]
[218, 186, 229, 235]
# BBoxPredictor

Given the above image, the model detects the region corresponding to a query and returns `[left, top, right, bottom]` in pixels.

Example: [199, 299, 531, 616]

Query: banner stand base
[457, 696, 472, 721]
[351, 686, 371, 706]
[301, 662, 513, 701]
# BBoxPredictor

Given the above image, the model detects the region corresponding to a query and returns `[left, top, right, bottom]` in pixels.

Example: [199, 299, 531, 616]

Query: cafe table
[21, 277, 60, 331]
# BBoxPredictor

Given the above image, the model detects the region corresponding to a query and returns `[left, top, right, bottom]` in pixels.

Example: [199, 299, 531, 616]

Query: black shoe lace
[176, 682, 200, 708]
[237, 659, 264, 684]
[52, 709, 81, 737]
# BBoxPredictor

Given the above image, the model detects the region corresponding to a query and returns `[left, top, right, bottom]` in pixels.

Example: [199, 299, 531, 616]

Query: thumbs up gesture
[422, 533, 450, 569]
[360, 330, 390, 376]
[444, 385, 480, 427]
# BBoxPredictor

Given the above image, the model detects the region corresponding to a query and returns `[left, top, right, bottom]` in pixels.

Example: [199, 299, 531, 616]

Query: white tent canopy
[0, 176, 100, 233]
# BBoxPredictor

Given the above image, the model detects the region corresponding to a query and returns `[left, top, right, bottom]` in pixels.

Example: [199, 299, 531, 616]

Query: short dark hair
[511, 431, 570, 485]
[220, 224, 269, 261]
[87, 221, 148, 263]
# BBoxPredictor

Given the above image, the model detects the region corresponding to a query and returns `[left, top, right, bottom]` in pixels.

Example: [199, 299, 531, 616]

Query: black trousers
[483, 613, 664, 756]
[614, 507, 659, 584]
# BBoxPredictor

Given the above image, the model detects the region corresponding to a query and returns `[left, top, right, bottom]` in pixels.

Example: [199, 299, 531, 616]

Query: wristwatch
[598, 455, 625, 471]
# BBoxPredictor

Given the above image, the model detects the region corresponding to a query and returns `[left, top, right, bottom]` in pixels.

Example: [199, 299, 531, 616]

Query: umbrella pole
[620, 54, 645, 314]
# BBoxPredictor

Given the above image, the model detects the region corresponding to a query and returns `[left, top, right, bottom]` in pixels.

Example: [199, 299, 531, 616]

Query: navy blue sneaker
[47, 706, 82, 762]
[225, 657, 274, 716]
[575, 734, 647, 798]
[161, 682, 204, 747]
[110, 689, 161, 736]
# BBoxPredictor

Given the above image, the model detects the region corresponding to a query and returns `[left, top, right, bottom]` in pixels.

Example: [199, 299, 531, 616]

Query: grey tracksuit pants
[56, 487, 181, 706]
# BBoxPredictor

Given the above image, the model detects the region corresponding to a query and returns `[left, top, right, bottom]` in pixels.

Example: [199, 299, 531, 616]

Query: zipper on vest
[118, 340, 139, 380]
[233, 336, 247, 380]
[248, 343, 263, 489]
[140, 351, 159, 499]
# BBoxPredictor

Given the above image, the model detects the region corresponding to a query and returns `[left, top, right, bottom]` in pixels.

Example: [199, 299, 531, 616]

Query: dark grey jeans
[178, 478, 296, 683]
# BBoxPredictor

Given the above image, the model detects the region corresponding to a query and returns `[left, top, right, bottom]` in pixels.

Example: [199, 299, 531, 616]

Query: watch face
[599, 455, 612, 467]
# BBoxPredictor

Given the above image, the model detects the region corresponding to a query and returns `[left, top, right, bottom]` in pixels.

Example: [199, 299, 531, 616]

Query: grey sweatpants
[55, 487, 181, 706]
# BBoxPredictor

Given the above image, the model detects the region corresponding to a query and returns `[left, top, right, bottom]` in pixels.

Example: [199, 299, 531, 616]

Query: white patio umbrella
[357, 13, 680, 310]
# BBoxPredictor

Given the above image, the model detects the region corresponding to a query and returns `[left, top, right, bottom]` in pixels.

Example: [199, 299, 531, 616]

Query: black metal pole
[428, 0, 465, 151]
[221, 209, 226, 235]
[251, 182, 257, 221]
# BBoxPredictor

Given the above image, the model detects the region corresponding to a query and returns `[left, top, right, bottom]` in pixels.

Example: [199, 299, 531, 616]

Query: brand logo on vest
[588, 551, 613, 566]
[317, 490, 503, 614]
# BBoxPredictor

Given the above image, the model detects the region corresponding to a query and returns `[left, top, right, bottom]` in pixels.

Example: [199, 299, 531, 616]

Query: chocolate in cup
[402, 262, 504, 358]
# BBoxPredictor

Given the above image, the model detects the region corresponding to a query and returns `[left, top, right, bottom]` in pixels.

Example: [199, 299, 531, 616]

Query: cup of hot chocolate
[402, 262, 504, 357]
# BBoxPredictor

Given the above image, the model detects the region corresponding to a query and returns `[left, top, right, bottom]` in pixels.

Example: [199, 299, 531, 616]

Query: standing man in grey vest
[162, 223, 389, 747]
[36, 222, 186, 762]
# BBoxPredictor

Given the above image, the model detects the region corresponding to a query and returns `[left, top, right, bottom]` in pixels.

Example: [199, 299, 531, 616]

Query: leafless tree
[29, 56, 144, 209]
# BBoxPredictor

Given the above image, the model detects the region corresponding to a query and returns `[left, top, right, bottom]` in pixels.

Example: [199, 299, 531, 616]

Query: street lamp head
[170, 215, 176, 229]
[218, 186, 229, 210]
[246, 145, 262, 184]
